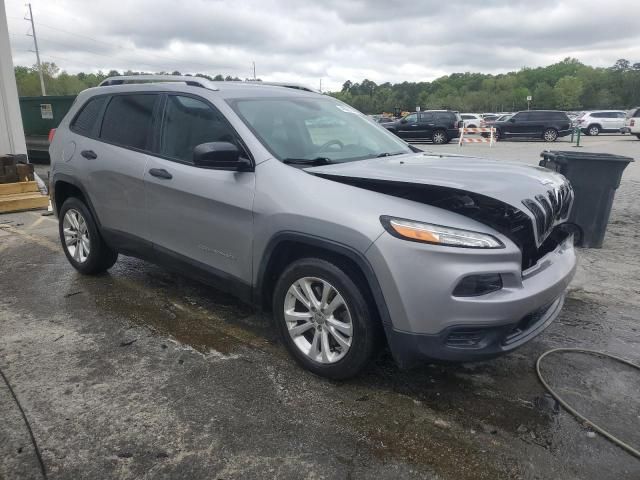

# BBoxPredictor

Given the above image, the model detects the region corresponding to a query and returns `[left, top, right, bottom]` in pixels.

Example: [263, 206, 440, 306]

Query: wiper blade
[376, 152, 403, 158]
[282, 157, 332, 166]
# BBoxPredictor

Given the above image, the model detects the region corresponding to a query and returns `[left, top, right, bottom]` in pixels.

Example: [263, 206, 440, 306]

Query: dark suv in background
[386, 110, 462, 144]
[492, 110, 572, 141]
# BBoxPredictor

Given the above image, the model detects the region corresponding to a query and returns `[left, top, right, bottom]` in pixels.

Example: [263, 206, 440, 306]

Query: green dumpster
[19, 95, 76, 159]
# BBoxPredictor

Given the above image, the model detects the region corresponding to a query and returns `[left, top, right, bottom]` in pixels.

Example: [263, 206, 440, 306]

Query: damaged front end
[311, 173, 574, 270]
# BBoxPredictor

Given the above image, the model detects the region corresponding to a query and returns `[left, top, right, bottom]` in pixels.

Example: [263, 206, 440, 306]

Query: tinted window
[616, 112, 626, 118]
[100, 94, 157, 150]
[160, 95, 240, 163]
[461, 115, 473, 120]
[435, 113, 454, 123]
[71, 96, 107, 136]
[404, 113, 418, 123]
[552, 112, 569, 120]
[419, 112, 434, 122]
[512, 112, 529, 121]
[528, 111, 548, 120]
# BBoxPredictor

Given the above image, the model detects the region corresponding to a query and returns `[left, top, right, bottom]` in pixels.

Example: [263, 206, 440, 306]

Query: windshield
[228, 97, 411, 163]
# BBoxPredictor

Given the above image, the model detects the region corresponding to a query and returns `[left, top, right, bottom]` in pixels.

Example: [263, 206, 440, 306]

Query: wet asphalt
[1, 135, 639, 479]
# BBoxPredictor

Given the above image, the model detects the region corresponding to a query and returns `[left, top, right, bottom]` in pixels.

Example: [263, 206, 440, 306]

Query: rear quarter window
[71, 96, 108, 136]
[435, 113, 454, 123]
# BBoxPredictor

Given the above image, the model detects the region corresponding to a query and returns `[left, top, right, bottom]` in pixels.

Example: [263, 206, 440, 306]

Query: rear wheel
[543, 128, 558, 142]
[587, 125, 600, 136]
[272, 258, 380, 379]
[432, 129, 448, 145]
[59, 197, 118, 274]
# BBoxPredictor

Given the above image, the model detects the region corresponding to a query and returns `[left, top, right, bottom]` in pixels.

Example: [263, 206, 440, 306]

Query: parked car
[460, 113, 483, 128]
[622, 107, 640, 138]
[576, 111, 627, 136]
[49, 76, 576, 378]
[387, 110, 462, 144]
[492, 110, 572, 141]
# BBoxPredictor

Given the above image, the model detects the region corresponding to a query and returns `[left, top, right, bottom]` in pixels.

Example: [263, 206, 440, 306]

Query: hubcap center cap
[313, 312, 325, 324]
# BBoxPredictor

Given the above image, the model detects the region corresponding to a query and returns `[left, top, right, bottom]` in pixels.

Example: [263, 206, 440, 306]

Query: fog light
[453, 274, 502, 297]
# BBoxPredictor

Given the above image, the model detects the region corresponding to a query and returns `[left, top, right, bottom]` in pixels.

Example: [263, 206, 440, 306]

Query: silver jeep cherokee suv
[50, 75, 577, 379]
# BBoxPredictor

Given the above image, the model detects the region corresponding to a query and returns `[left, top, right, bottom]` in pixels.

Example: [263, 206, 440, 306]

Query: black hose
[0, 366, 48, 479]
[536, 348, 640, 458]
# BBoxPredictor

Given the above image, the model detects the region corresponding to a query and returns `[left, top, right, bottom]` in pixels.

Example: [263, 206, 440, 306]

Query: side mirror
[400, 118, 408, 124]
[193, 142, 252, 171]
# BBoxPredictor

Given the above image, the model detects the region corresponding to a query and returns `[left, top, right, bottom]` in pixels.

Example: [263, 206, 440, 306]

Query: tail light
[48, 128, 56, 143]
[457, 120, 464, 128]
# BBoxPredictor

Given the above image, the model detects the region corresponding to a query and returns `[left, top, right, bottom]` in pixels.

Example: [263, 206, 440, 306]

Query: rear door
[417, 112, 435, 139]
[75, 93, 158, 241]
[144, 93, 255, 285]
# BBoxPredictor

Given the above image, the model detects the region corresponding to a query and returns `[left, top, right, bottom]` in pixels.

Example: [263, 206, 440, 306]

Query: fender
[51, 173, 102, 229]
[254, 231, 392, 327]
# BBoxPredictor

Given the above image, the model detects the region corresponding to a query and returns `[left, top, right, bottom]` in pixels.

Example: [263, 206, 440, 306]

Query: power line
[8, 15, 233, 73]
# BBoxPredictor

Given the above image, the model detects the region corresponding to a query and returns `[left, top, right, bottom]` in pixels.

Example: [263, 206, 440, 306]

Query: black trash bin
[539, 150, 634, 248]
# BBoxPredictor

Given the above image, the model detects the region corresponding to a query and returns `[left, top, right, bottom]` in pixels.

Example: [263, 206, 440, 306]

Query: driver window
[160, 95, 240, 163]
[404, 113, 418, 123]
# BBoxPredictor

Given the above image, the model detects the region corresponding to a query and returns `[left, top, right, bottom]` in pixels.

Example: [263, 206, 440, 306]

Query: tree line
[13, 57, 640, 115]
[13, 62, 249, 97]
[331, 58, 640, 114]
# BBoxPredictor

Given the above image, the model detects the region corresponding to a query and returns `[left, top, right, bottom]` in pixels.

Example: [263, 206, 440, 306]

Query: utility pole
[252, 61, 256, 81]
[26, 3, 46, 96]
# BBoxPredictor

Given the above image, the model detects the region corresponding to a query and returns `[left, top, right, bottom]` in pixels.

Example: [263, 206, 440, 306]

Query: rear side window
[71, 96, 107, 136]
[160, 95, 241, 163]
[435, 113, 453, 123]
[419, 112, 434, 122]
[100, 94, 158, 150]
[550, 112, 568, 120]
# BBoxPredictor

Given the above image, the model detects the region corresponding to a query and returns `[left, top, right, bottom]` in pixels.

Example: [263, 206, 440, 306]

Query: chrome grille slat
[522, 181, 573, 244]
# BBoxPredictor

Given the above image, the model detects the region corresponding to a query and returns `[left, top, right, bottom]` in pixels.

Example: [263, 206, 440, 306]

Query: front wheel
[587, 125, 600, 136]
[432, 129, 448, 145]
[272, 258, 380, 379]
[59, 197, 118, 274]
[543, 128, 558, 142]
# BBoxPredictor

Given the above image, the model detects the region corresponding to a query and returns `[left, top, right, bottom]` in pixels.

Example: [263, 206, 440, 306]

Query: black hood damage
[313, 173, 568, 270]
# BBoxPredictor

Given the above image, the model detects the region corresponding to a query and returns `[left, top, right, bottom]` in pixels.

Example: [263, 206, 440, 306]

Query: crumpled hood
[305, 152, 568, 211]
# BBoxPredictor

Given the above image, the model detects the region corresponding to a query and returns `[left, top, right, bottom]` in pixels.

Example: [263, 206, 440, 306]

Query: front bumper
[366, 231, 576, 367]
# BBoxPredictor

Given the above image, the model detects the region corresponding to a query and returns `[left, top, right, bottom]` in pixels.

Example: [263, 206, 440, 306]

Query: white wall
[0, 0, 27, 155]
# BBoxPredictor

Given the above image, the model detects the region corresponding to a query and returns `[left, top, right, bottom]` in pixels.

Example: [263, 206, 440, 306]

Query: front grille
[502, 300, 555, 345]
[446, 328, 486, 348]
[522, 183, 573, 243]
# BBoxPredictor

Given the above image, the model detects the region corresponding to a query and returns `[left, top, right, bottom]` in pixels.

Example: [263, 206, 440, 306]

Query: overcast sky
[5, 0, 640, 91]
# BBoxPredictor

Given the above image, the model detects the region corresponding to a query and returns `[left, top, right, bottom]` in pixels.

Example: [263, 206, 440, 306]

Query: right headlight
[380, 216, 503, 249]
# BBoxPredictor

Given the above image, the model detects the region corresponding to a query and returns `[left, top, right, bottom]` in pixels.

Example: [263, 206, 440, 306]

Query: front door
[396, 113, 420, 139]
[144, 94, 256, 286]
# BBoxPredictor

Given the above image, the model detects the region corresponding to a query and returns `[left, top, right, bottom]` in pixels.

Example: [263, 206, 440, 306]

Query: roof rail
[244, 80, 320, 93]
[98, 74, 218, 90]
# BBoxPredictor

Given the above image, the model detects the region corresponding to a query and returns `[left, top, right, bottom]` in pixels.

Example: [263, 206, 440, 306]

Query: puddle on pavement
[78, 256, 276, 356]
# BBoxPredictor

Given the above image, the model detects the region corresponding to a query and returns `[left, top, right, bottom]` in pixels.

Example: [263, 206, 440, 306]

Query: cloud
[5, 0, 640, 91]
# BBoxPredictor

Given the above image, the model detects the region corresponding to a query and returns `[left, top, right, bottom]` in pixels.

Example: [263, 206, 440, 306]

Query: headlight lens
[381, 216, 503, 249]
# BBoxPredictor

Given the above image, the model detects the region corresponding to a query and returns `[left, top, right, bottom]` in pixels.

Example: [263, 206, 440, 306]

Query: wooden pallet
[0, 181, 49, 213]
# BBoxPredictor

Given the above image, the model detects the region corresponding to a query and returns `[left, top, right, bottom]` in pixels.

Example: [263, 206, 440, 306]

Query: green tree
[554, 76, 584, 109]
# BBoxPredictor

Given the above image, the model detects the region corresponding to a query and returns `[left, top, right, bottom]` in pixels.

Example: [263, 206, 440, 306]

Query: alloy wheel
[432, 131, 446, 144]
[284, 277, 353, 364]
[543, 129, 558, 141]
[588, 126, 599, 136]
[63, 209, 90, 263]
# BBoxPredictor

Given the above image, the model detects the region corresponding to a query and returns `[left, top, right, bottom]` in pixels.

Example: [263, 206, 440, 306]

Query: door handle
[148, 168, 172, 180]
[81, 150, 97, 160]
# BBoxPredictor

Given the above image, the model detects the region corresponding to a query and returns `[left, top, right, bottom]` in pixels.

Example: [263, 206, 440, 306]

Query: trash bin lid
[541, 150, 634, 163]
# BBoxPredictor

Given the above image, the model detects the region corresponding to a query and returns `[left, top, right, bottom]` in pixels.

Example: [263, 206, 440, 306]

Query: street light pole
[26, 3, 46, 96]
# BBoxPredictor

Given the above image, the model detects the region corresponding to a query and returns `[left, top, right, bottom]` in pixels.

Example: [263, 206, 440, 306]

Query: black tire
[58, 197, 118, 274]
[587, 124, 600, 136]
[431, 129, 448, 145]
[543, 128, 558, 142]
[272, 258, 381, 379]
[493, 129, 501, 141]
[636, 134, 640, 140]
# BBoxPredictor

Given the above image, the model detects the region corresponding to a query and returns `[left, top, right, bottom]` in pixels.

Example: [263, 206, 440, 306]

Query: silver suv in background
[576, 110, 627, 135]
[623, 107, 640, 138]
[49, 76, 577, 379]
